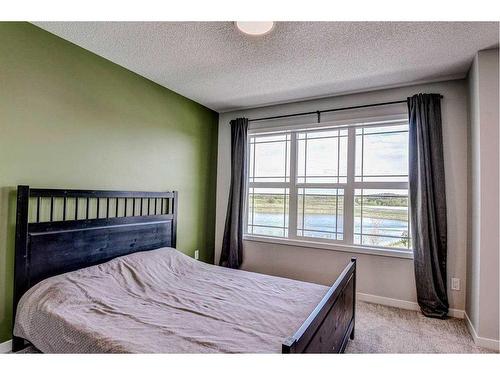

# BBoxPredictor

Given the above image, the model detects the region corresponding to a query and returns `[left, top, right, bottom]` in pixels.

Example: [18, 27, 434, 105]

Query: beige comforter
[14, 247, 328, 353]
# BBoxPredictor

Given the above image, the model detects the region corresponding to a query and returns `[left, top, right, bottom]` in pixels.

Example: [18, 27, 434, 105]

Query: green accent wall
[0, 22, 219, 343]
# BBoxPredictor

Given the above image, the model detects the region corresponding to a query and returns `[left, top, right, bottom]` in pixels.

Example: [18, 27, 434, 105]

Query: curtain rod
[247, 95, 443, 123]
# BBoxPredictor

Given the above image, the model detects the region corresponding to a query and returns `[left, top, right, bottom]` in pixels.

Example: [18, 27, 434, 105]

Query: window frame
[244, 114, 413, 259]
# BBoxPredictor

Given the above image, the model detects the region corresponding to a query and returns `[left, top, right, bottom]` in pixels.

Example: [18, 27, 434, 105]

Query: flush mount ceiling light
[235, 21, 274, 36]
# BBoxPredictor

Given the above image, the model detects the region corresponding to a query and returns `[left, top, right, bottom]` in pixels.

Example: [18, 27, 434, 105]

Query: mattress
[14, 247, 328, 353]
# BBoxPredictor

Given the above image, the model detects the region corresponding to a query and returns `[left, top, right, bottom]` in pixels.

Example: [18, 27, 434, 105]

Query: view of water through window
[248, 194, 409, 248]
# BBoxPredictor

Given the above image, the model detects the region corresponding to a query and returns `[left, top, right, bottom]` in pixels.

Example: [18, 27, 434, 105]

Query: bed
[12, 186, 356, 353]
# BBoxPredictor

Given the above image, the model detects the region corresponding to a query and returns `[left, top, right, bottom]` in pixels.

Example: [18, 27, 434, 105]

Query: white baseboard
[464, 312, 500, 352]
[356, 292, 465, 319]
[0, 339, 12, 354]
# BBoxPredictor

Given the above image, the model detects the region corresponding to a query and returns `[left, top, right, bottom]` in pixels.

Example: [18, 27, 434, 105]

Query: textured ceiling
[34, 22, 499, 112]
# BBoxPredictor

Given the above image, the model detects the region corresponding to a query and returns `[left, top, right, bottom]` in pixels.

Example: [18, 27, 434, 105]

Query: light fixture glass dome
[235, 21, 274, 36]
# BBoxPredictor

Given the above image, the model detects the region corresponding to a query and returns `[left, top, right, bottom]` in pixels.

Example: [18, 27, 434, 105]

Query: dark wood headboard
[12, 185, 178, 351]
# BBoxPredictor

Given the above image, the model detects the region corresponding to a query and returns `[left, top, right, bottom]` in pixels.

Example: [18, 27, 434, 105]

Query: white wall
[216, 79, 469, 312]
[466, 48, 499, 346]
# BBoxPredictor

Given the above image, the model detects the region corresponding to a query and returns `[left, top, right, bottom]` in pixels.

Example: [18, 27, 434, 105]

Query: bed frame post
[172, 191, 178, 248]
[350, 257, 356, 340]
[12, 185, 30, 352]
[282, 336, 296, 353]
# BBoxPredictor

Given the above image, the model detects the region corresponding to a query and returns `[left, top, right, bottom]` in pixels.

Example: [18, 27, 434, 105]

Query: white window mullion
[248, 182, 290, 189]
[295, 183, 347, 189]
[288, 132, 298, 239]
[243, 135, 253, 235]
[343, 127, 356, 244]
[352, 181, 408, 190]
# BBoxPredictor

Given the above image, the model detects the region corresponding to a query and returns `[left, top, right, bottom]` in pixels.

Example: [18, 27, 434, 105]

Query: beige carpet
[345, 301, 495, 353]
[13, 301, 496, 354]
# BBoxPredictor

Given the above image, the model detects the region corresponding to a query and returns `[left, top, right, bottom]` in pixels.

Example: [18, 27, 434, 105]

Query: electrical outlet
[194, 250, 199, 260]
[451, 277, 460, 291]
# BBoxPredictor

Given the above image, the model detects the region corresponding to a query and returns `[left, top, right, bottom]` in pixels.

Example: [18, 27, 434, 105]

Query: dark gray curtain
[219, 118, 248, 269]
[407, 94, 449, 318]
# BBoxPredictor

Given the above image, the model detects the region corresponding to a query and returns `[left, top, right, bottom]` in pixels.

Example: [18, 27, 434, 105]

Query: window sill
[243, 235, 414, 259]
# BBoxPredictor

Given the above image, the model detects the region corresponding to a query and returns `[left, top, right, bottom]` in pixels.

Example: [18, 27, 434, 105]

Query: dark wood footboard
[282, 258, 356, 353]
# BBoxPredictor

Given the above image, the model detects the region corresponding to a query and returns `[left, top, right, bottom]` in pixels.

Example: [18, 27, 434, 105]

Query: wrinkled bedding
[14, 247, 328, 353]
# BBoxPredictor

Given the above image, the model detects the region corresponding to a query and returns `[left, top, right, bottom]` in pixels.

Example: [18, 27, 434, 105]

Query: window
[245, 117, 412, 254]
